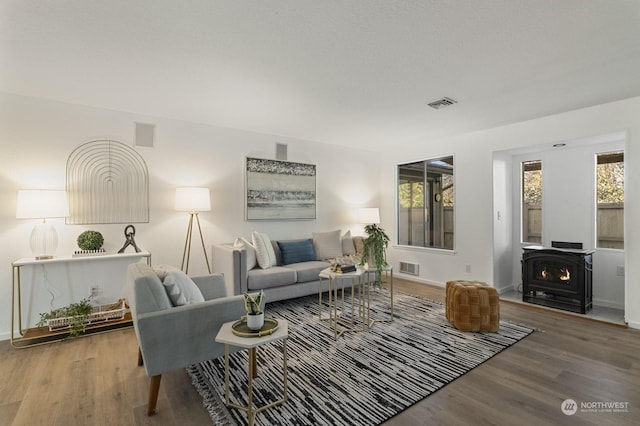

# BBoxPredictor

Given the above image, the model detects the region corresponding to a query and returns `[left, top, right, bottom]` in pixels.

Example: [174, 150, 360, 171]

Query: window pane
[596, 151, 624, 249]
[522, 160, 542, 244]
[397, 156, 454, 249]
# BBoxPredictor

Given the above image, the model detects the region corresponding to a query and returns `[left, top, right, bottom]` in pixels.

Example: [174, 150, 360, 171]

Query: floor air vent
[399, 261, 419, 276]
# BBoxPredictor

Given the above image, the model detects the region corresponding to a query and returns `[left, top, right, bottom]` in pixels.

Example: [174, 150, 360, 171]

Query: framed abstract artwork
[245, 157, 316, 220]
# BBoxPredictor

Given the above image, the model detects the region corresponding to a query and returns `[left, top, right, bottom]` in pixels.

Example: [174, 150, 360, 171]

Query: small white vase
[246, 312, 264, 330]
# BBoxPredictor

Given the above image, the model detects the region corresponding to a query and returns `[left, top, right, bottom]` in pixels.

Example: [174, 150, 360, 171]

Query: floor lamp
[175, 187, 212, 274]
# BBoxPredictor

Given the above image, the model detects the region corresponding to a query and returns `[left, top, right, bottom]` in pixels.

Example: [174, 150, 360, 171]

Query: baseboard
[593, 298, 624, 311]
[394, 273, 445, 288]
[626, 320, 640, 330]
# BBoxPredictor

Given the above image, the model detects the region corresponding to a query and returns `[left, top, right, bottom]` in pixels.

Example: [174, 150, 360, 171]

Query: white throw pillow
[342, 230, 356, 255]
[252, 231, 277, 269]
[234, 237, 257, 270]
[162, 270, 205, 306]
[313, 229, 343, 260]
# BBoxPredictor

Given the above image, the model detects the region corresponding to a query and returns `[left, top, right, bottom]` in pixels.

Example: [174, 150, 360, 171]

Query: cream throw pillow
[313, 229, 343, 260]
[252, 231, 277, 269]
[342, 230, 356, 255]
[234, 237, 257, 270]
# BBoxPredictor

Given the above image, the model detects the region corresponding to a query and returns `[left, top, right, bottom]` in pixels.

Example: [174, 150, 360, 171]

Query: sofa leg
[147, 375, 162, 416]
[137, 347, 144, 366]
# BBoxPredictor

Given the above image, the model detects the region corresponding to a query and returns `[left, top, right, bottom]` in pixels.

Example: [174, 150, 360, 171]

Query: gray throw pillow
[162, 270, 205, 306]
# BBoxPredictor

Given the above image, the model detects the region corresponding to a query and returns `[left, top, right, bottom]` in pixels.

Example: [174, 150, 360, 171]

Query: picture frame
[245, 157, 316, 220]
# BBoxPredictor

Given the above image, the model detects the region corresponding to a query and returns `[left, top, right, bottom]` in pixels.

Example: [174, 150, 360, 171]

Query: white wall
[0, 93, 381, 340]
[383, 96, 640, 328]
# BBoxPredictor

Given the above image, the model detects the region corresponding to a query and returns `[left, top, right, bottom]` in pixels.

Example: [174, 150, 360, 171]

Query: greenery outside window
[522, 160, 542, 244]
[397, 156, 454, 250]
[596, 151, 624, 249]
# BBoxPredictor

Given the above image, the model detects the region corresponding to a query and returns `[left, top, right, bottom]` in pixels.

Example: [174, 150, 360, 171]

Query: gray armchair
[126, 263, 249, 415]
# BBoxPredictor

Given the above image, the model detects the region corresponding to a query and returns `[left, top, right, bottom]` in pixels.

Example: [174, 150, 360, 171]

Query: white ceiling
[2, 0, 640, 152]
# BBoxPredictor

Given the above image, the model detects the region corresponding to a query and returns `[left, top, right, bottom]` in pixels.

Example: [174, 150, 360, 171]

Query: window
[596, 151, 624, 249]
[522, 160, 542, 244]
[397, 156, 454, 249]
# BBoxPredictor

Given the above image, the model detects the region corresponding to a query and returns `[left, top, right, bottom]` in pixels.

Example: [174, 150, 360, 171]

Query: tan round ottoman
[446, 280, 500, 332]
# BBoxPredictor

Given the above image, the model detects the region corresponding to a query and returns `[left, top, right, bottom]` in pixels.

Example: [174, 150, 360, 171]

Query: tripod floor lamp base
[181, 212, 211, 274]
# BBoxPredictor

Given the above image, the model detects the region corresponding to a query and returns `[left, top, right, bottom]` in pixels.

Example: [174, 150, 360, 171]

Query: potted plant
[77, 230, 104, 251]
[37, 299, 93, 338]
[360, 223, 390, 287]
[243, 289, 265, 330]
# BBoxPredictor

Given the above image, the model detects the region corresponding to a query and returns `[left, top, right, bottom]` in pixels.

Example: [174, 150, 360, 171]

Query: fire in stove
[539, 266, 571, 283]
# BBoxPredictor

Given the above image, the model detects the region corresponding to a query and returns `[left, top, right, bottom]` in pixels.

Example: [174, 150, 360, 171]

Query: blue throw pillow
[278, 239, 316, 265]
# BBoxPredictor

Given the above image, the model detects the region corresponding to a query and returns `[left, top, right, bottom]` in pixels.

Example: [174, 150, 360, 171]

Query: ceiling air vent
[427, 97, 457, 110]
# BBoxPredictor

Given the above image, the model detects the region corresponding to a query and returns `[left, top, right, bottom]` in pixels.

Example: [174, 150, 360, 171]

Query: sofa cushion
[277, 239, 316, 265]
[286, 261, 330, 283]
[342, 230, 356, 255]
[313, 229, 343, 260]
[247, 266, 297, 290]
[252, 231, 277, 269]
[234, 237, 257, 270]
[162, 270, 205, 306]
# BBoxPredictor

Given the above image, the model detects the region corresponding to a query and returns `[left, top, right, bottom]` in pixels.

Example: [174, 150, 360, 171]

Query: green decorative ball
[77, 230, 104, 251]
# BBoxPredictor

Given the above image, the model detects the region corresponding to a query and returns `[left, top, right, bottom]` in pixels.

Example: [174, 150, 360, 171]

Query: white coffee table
[215, 319, 289, 426]
[318, 267, 369, 339]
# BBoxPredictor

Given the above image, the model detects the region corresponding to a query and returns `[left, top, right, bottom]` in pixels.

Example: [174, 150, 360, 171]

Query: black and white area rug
[187, 290, 533, 425]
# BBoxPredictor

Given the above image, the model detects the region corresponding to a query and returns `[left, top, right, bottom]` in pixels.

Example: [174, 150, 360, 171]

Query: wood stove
[522, 242, 593, 314]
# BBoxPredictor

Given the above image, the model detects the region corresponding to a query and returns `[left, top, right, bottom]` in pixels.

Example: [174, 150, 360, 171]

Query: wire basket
[45, 299, 126, 331]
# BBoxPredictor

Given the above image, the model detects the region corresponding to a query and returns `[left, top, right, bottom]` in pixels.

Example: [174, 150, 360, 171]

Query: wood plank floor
[1, 279, 639, 425]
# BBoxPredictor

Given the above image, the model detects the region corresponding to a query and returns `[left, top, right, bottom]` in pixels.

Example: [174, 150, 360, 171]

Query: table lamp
[358, 207, 380, 225]
[175, 187, 212, 274]
[16, 190, 69, 260]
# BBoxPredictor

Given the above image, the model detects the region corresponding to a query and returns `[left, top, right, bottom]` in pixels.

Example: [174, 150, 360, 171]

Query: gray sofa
[126, 262, 253, 415]
[212, 231, 366, 303]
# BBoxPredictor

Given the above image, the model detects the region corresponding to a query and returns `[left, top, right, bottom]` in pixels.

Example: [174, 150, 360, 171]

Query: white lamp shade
[16, 190, 69, 219]
[358, 207, 380, 224]
[175, 187, 211, 212]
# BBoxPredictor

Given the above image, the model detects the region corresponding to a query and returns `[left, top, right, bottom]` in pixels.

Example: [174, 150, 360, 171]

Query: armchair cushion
[162, 270, 205, 306]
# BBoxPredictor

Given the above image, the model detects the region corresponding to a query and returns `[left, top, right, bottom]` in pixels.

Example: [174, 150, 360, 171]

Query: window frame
[521, 159, 543, 245]
[396, 155, 455, 251]
[595, 150, 624, 250]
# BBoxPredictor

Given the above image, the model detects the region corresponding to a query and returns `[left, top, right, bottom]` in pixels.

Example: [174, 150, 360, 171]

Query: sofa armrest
[212, 244, 248, 296]
[191, 273, 227, 300]
[135, 294, 247, 377]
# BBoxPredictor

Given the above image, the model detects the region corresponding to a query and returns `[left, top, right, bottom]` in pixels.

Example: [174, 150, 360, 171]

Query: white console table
[10, 251, 151, 348]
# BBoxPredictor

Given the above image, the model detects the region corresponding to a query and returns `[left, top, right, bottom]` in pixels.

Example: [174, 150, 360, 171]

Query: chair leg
[137, 347, 144, 366]
[147, 375, 162, 416]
